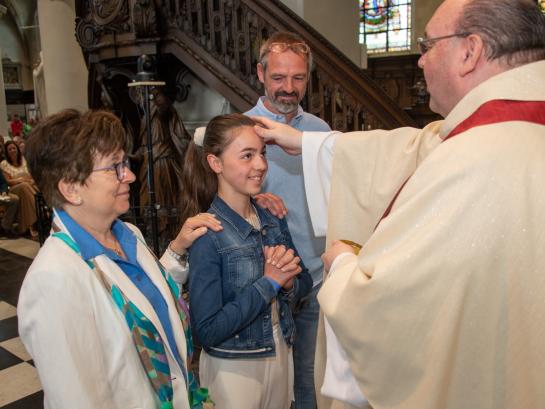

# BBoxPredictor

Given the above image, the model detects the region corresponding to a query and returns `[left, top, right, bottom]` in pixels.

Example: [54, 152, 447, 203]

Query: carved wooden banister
[76, 0, 416, 131]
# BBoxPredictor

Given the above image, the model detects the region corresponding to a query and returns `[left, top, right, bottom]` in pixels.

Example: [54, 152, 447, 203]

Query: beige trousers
[10, 182, 37, 233]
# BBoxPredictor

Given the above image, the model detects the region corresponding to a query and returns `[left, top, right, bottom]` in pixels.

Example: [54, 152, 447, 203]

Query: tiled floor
[0, 239, 43, 409]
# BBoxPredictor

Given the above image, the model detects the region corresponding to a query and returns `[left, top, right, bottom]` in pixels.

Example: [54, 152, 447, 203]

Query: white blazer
[18, 215, 191, 409]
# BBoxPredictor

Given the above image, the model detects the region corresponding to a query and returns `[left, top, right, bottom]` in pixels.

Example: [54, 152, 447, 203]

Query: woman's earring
[74, 197, 83, 205]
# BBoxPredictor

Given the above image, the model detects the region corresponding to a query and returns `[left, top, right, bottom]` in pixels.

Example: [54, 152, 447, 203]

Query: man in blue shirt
[246, 31, 331, 409]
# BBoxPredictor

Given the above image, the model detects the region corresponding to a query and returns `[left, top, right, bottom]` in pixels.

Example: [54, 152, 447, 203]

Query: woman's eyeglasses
[266, 42, 310, 55]
[92, 158, 130, 182]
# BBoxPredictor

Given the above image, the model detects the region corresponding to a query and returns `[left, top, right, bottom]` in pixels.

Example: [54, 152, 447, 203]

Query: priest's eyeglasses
[417, 32, 470, 54]
[267, 42, 310, 55]
[92, 158, 130, 182]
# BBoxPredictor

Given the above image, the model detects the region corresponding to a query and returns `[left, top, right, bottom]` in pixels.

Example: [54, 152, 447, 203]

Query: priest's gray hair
[455, 0, 545, 66]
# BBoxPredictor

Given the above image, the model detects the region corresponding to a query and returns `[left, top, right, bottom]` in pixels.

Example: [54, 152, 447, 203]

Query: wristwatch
[167, 242, 188, 265]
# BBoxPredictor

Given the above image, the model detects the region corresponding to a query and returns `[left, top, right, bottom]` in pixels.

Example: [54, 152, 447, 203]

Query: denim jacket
[188, 195, 313, 359]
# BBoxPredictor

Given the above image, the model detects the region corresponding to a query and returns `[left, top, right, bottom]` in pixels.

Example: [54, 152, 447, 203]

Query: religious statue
[135, 88, 191, 240]
[33, 52, 47, 118]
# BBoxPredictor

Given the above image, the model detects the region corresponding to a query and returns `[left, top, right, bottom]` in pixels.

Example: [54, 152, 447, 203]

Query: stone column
[37, 0, 88, 115]
[0, 48, 8, 137]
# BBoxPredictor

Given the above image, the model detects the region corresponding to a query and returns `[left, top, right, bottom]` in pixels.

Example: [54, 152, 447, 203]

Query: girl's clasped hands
[264, 244, 302, 290]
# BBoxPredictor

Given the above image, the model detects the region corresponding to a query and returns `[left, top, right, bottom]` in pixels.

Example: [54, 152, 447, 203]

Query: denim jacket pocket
[226, 246, 263, 290]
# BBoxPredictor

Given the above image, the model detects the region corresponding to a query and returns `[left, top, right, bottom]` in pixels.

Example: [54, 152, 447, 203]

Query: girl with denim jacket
[179, 114, 312, 409]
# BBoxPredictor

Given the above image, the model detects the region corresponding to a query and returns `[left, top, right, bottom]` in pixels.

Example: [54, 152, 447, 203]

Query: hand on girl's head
[250, 116, 269, 129]
[251, 116, 303, 155]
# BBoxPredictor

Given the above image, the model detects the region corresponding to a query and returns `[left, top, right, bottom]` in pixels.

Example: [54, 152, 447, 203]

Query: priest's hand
[322, 240, 356, 274]
[252, 116, 303, 155]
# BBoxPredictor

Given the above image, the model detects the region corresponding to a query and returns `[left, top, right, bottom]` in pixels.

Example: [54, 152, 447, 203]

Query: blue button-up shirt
[57, 210, 183, 369]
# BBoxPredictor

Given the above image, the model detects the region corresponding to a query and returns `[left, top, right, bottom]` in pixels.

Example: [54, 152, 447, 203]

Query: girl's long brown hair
[178, 113, 256, 226]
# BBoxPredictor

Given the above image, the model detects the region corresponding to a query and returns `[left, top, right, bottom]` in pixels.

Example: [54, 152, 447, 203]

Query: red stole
[375, 99, 545, 229]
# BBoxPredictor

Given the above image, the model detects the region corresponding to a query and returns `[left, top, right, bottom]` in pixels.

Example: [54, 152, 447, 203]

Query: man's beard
[265, 89, 301, 115]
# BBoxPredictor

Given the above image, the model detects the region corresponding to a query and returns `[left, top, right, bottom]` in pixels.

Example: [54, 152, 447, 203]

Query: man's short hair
[456, 0, 545, 66]
[258, 31, 313, 72]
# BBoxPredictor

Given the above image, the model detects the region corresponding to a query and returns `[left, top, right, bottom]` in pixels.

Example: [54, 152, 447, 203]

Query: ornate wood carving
[91, 0, 127, 26]
[132, 0, 158, 38]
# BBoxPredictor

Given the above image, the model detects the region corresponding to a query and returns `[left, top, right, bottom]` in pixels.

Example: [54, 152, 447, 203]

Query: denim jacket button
[261, 229, 267, 236]
[264, 315, 270, 319]
[235, 334, 240, 339]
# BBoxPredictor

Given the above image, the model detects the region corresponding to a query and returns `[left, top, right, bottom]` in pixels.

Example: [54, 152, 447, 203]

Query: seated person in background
[0, 170, 19, 238]
[0, 141, 38, 238]
[12, 135, 24, 152]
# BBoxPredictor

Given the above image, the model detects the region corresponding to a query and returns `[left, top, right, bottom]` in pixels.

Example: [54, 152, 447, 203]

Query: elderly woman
[18, 110, 219, 409]
[0, 140, 38, 237]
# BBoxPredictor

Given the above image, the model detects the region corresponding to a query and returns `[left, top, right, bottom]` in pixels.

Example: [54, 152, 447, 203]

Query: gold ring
[340, 239, 362, 255]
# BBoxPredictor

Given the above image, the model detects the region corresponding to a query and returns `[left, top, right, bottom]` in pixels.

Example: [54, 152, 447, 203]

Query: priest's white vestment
[304, 60, 545, 409]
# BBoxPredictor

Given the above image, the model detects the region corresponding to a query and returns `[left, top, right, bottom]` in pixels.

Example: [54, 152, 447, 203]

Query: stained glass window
[359, 0, 412, 54]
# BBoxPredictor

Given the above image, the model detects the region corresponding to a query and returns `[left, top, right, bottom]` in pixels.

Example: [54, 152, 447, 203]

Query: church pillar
[37, 0, 88, 115]
[0, 48, 8, 137]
